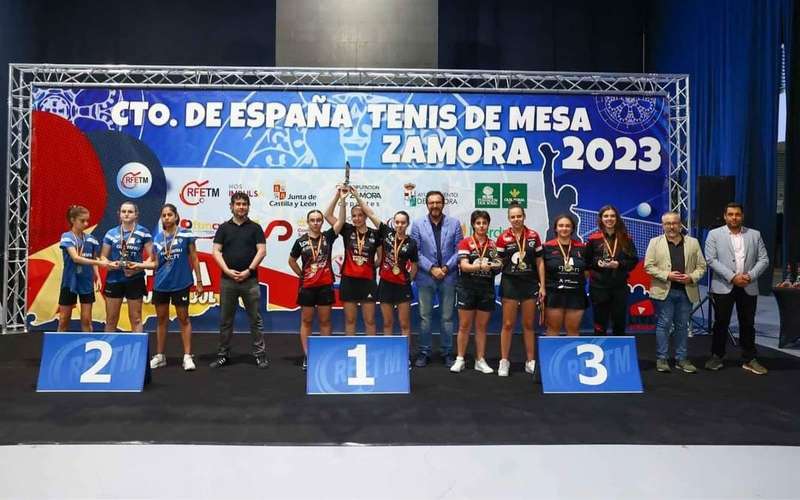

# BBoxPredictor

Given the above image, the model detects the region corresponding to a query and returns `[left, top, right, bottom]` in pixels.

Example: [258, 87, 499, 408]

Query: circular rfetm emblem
[116, 162, 152, 198]
[595, 96, 664, 134]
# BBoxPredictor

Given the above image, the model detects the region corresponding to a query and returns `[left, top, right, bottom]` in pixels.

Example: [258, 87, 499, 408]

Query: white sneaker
[474, 358, 494, 374]
[450, 356, 465, 373]
[498, 359, 510, 377]
[525, 359, 536, 375]
[182, 354, 196, 371]
[149, 353, 166, 369]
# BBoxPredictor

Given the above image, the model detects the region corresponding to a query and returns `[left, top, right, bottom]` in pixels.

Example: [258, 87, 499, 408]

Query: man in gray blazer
[704, 203, 770, 375]
[411, 190, 463, 367]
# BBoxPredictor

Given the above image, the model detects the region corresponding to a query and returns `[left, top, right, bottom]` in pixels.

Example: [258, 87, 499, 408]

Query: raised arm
[323, 187, 342, 227]
[332, 188, 348, 235]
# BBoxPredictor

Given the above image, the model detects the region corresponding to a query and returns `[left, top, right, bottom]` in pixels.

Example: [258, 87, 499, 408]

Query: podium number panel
[307, 336, 409, 395]
[37, 332, 149, 392]
[538, 336, 643, 394]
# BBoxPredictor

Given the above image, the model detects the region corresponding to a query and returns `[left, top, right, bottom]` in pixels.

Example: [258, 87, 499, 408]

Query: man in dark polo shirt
[644, 211, 706, 374]
[210, 192, 268, 369]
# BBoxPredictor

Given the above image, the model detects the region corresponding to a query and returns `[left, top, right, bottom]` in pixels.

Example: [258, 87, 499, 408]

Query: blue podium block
[538, 336, 643, 394]
[37, 332, 149, 392]
[307, 336, 410, 395]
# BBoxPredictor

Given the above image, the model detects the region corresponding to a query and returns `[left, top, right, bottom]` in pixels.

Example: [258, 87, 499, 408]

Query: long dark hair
[160, 203, 180, 230]
[596, 205, 632, 252]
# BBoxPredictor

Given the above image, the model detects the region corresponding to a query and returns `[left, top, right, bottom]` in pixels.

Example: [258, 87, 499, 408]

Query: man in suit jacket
[704, 203, 769, 375]
[644, 211, 707, 374]
[410, 190, 463, 367]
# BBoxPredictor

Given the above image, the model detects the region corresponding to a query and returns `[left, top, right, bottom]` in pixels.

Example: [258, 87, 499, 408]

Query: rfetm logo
[179, 180, 220, 206]
[116, 162, 152, 198]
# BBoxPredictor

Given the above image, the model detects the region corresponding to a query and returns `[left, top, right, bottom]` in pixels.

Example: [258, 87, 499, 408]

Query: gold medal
[309, 233, 323, 274]
[601, 232, 618, 263]
[353, 229, 367, 266]
[518, 261, 527, 270]
[564, 264, 574, 272]
[392, 233, 407, 277]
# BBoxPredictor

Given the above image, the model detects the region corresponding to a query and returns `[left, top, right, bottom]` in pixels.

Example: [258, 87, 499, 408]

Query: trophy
[794, 263, 800, 288]
[778, 263, 794, 287]
[344, 161, 351, 187]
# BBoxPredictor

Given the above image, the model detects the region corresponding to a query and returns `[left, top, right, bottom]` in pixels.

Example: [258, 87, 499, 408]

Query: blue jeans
[653, 287, 692, 361]
[417, 281, 455, 356]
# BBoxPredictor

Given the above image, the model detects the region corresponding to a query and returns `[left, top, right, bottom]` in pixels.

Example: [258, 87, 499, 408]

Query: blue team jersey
[153, 228, 196, 292]
[60, 231, 100, 295]
[103, 224, 152, 283]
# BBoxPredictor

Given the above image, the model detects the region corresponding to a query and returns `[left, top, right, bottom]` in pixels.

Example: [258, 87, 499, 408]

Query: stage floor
[2, 332, 799, 447]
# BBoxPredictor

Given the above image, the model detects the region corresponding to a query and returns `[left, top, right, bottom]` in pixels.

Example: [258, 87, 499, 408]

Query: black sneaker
[302, 356, 308, 371]
[256, 355, 269, 369]
[414, 353, 429, 368]
[444, 354, 456, 368]
[209, 355, 229, 369]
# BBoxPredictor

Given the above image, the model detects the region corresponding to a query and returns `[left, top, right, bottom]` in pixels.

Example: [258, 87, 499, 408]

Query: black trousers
[711, 287, 758, 361]
[590, 285, 629, 336]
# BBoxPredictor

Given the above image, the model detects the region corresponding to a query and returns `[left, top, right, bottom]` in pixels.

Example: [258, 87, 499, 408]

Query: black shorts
[546, 289, 588, 310]
[104, 277, 147, 300]
[377, 280, 413, 305]
[339, 276, 377, 302]
[456, 285, 496, 312]
[500, 275, 540, 302]
[152, 287, 191, 307]
[58, 287, 95, 306]
[297, 285, 335, 307]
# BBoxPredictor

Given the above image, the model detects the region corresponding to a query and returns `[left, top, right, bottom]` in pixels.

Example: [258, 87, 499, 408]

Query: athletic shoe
[256, 355, 269, 369]
[182, 354, 196, 371]
[209, 355, 229, 369]
[414, 353, 429, 368]
[444, 354, 456, 368]
[704, 355, 724, 371]
[450, 356, 465, 373]
[302, 356, 308, 371]
[742, 358, 768, 375]
[149, 353, 166, 369]
[474, 358, 494, 374]
[676, 359, 697, 374]
[498, 359, 511, 377]
[656, 358, 671, 373]
[524, 360, 537, 375]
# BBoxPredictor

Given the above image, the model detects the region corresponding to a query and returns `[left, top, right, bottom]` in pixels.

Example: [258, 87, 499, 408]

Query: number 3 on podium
[577, 344, 608, 386]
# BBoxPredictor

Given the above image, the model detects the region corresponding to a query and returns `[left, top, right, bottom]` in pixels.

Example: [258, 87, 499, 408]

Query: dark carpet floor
[1, 332, 799, 446]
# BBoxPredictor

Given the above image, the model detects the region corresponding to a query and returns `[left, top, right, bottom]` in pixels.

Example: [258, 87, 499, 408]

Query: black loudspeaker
[696, 176, 735, 229]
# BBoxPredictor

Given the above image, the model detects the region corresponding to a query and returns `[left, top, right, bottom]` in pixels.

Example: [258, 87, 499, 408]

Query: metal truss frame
[4, 64, 690, 333]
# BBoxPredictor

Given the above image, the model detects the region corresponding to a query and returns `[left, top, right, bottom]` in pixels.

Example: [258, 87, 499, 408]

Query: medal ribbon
[393, 234, 406, 267]
[514, 228, 527, 264]
[120, 224, 135, 258]
[472, 235, 489, 266]
[310, 234, 323, 266]
[558, 240, 572, 269]
[355, 229, 366, 261]
[601, 233, 618, 259]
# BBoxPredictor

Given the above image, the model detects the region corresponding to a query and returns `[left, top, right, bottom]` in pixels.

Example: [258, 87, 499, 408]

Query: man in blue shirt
[411, 191, 463, 367]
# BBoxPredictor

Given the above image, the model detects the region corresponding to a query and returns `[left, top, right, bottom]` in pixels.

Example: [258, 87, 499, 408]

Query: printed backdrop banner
[28, 88, 669, 332]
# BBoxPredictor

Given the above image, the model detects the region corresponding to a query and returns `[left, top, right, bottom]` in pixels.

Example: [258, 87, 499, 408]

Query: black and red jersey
[340, 223, 380, 280]
[543, 238, 587, 291]
[377, 223, 419, 285]
[495, 227, 543, 279]
[456, 236, 500, 289]
[584, 231, 639, 288]
[290, 228, 337, 288]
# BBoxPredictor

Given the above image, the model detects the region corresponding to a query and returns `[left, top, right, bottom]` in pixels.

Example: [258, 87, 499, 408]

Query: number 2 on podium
[347, 344, 375, 386]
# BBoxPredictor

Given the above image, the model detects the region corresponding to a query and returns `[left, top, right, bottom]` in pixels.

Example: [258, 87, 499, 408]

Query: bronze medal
[310, 263, 318, 273]
[392, 265, 401, 275]
[518, 260, 527, 270]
